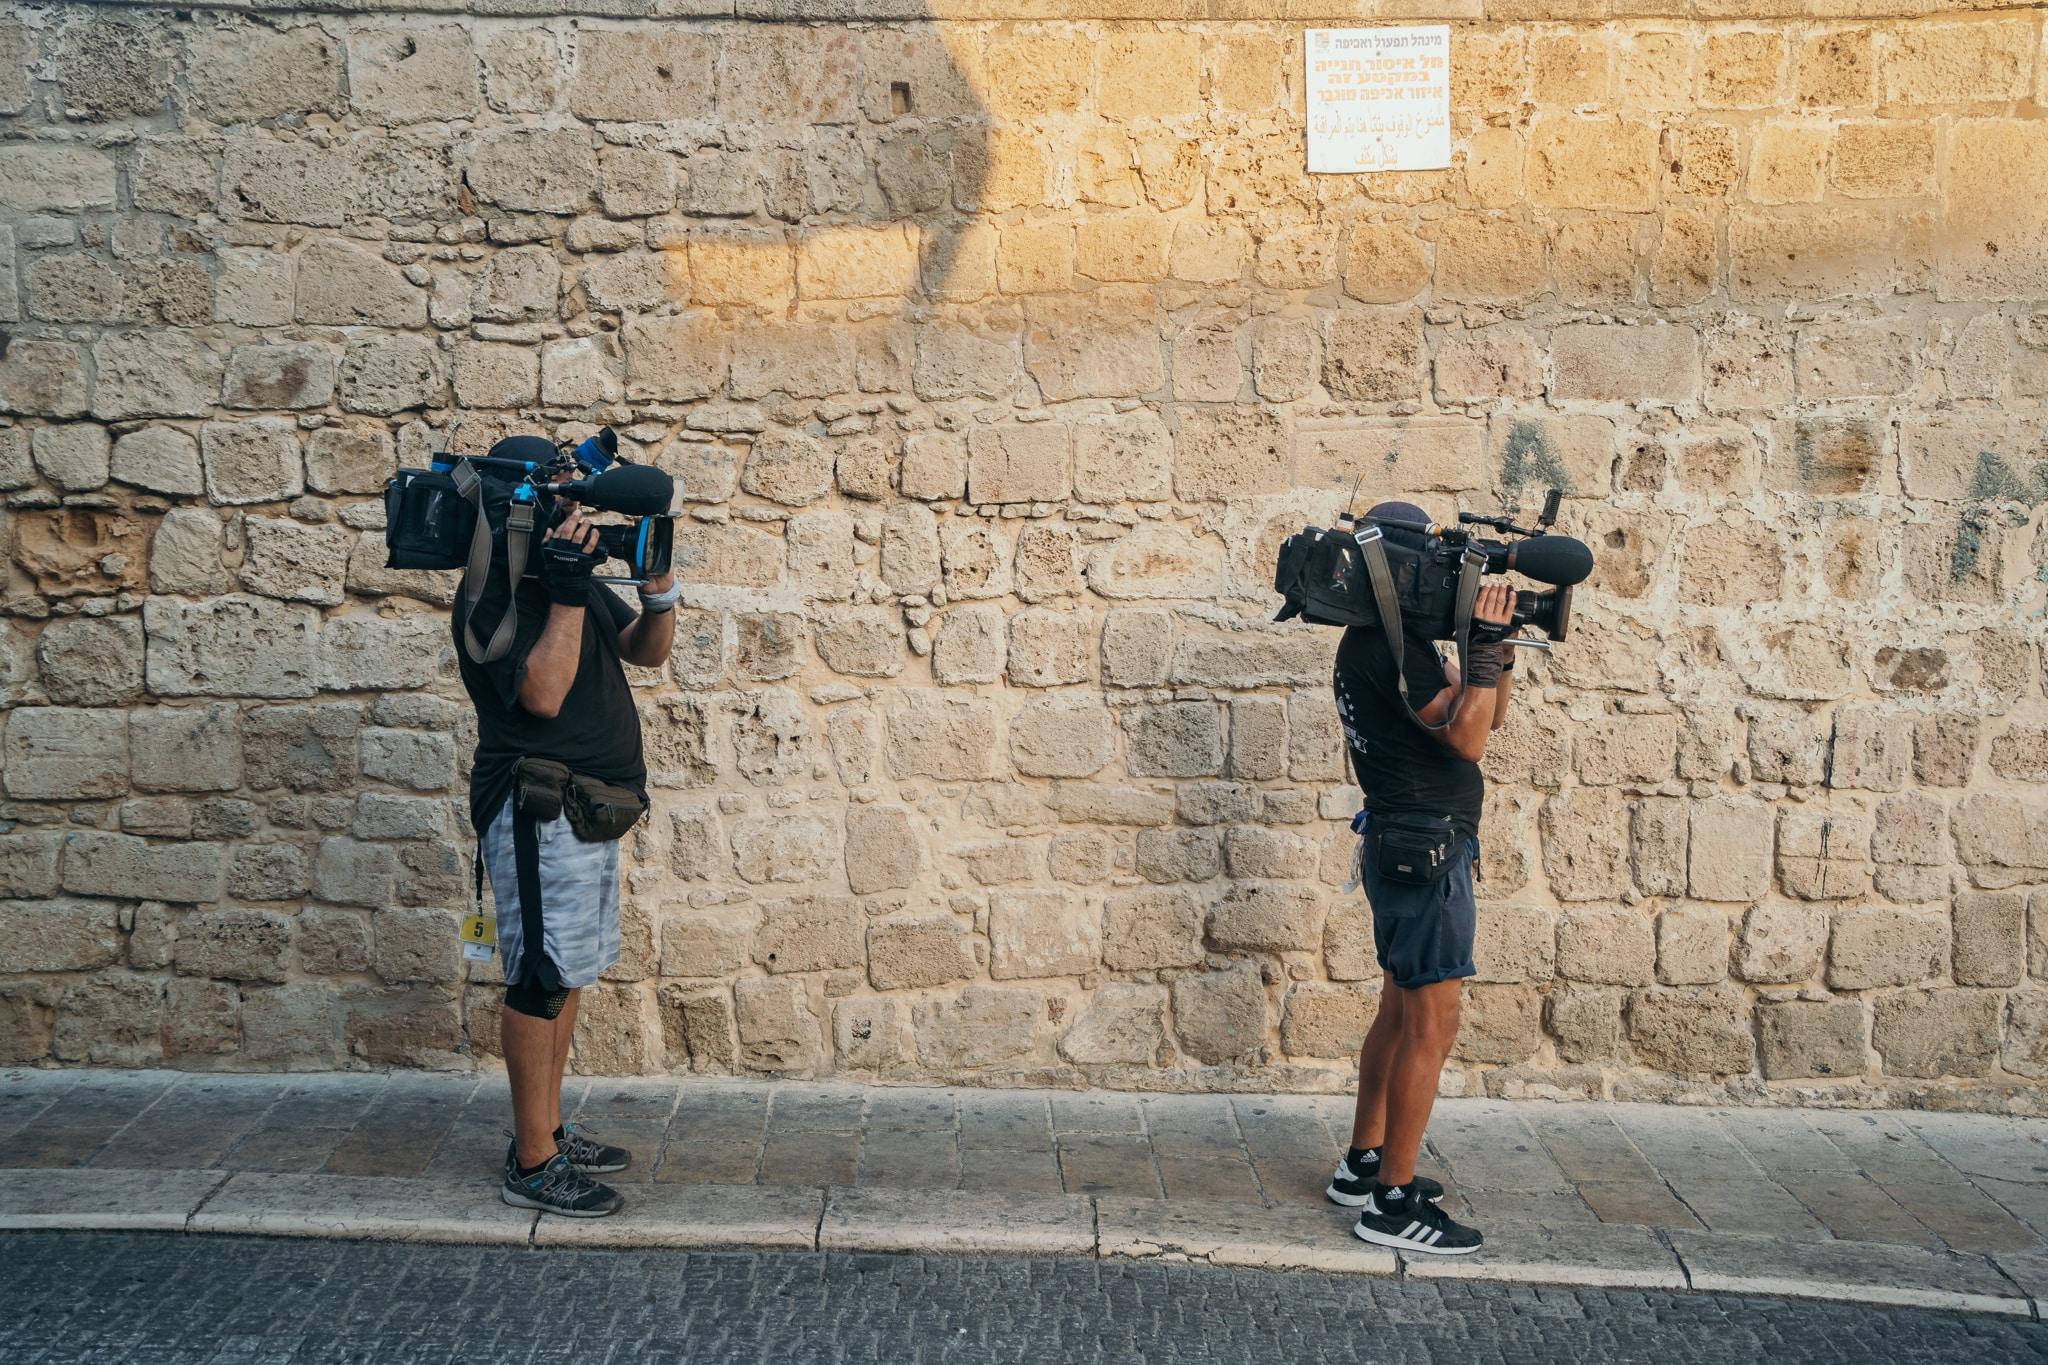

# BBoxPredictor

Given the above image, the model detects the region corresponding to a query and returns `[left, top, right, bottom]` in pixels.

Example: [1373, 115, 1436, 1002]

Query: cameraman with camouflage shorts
[454, 438, 678, 1219]
[1322, 501, 1522, 1256]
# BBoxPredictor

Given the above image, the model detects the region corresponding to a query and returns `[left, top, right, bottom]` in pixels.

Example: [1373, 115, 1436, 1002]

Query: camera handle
[1504, 638, 1552, 653]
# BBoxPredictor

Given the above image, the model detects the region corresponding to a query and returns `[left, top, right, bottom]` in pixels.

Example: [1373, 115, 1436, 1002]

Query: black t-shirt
[1333, 625, 1483, 838]
[454, 576, 646, 833]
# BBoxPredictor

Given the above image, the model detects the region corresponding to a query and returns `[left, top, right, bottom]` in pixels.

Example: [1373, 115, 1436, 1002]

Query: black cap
[487, 434, 559, 465]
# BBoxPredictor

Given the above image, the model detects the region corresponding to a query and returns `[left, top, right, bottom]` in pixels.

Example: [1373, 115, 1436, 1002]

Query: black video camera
[383, 427, 677, 586]
[1273, 488, 1593, 644]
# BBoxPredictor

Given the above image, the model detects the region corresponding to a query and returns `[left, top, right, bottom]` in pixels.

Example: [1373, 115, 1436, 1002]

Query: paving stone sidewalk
[5, 1068, 2048, 1318]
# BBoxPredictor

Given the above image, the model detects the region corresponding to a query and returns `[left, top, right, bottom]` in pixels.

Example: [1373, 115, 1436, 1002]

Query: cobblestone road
[2, 1232, 2044, 1364]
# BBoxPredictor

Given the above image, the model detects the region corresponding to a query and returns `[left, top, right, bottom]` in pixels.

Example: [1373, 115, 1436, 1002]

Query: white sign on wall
[1304, 26, 1452, 174]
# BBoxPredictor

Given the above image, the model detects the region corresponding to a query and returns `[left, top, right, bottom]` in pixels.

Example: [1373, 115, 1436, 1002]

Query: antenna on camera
[1539, 487, 1562, 530]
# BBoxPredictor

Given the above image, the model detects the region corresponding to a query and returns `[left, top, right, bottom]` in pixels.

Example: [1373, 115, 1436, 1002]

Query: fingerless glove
[1462, 641, 1505, 689]
[539, 537, 600, 606]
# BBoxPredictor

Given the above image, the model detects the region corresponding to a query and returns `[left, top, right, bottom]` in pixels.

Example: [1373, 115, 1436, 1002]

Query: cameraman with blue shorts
[1323, 501, 1520, 1256]
[454, 438, 678, 1218]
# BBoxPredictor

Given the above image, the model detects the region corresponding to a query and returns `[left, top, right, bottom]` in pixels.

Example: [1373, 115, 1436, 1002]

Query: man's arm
[617, 568, 677, 667]
[1416, 582, 1516, 763]
[515, 507, 600, 720]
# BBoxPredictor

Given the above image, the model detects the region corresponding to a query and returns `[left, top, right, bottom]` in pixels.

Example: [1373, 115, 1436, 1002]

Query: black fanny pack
[1368, 811, 1461, 886]
[514, 758, 647, 843]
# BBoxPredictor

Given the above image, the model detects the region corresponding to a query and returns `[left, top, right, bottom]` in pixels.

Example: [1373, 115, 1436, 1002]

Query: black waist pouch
[1369, 811, 1461, 886]
[515, 758, 646, 843]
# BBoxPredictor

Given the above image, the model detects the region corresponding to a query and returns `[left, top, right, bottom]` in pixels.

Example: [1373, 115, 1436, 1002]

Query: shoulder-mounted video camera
[383, 427, 678, 663]
[1273, 488, 1593, 647]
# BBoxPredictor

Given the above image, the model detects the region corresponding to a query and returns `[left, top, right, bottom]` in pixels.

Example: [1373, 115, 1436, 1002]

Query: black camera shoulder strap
[1354, 526, 1487, 739]
[453, 461, 536, 666]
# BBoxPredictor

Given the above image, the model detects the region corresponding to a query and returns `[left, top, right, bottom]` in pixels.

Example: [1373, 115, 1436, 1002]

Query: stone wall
[1, 0, 2045, 1110]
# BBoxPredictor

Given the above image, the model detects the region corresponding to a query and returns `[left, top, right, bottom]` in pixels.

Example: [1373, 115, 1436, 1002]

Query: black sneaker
[1352, 1184, 1482, 1255]
[556, 1122, 631, 1175]
[1327, 1152, 1444, 1207]
[501, 1150, 625, 1218]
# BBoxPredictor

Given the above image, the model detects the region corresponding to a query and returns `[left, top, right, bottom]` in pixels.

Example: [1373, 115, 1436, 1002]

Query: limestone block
[51, 973, 164, 1067]
[735, 977, 823, 1075]
[1628, 798, 1688, 899]
[731, 815, 836, 886]
[1882, 18, 2033, 105]
[1953, 890, 2025, 988]
[1748, 708, 1829, 787]
[1828, 906, 1948, 990]
[130, 704, 240, 794]
[887, 692, 1000, 781]
[1170, 962, 1267, 1066]
[1100, 609, 1173, 689]
[1734, 904, 1826, 985]
[1472, 905, 1556, 984]
[737, 429, 831, 507]
[2004, 988, 2048, 1079]
[732, 324, 856, 402]
[0, 144, 117, 214]
[1135, 829, 1221, 885]
[1557, 906, 1654, 986]
[844, 806, 921, 896]
[1774, 808, 1874, 902]
[1990, 726, 2048, 784]
[318, 615, 444, 692]
[798, 224, 918, 300]
[1005, 609, 1092, 688]
[1287, 691, 1345, 783]
[660, 909, 753, 978]
[1429, 216, 1548, 304]
[966, 425, 1069, 504]
[451, 341, 538, 408]
[1655, 905, 1730, 986]
[1098, 888, 1207, 975]
[1551, 324, 1701, 404]
[1207, 881, 1321, 954]
[1828, 706, 1909, 792]
[1795, 29, 1873, 108]
[1455, 983, 1543, 1065]
[28, 424, 109, 493]
[346, 26, 479, 123]
[291, 427, 393, 500]
[753, 897, 861, 974]
[1688, 798, 1774, 902]
[0, 900, 120, 973]
[340, 337, 446, 415]
[1530, 115, 1658, 210]
[990, 889, 1098, 980]
[144, 596, 319, 700]
[243, 704, 361, 793]
[1083, 526, 1223, 602]
[295, 240, 428, 328]
[622, 314, 726, 402]
[62, 832, 221, 904]
[1059, 983, 1167, 1067]
[468, 129, 597, 215]
[1226, 698, 1287, 783]
[189, 22, 343, 123]
[0, 834, 61, 899]
[1279, 982, 1377, 1060]
[1009, 696, 1116, 779]
[36, 618, 142, 708]
[1627, 986, 1753, 1075]
[1072, 413, 1171, 504]
[814, 607, 904, 679]
[1547, 985, 1625, 1064]
[240, 518, 351, 607]
[1952, 793, 2048, 882]
[201, 418, 304, 506]
[913, 985, 1042, 1070]
[1539, 787, 1630, 902]
[1757, 999, 1866, 1080]
[1321, 313, 1425, 402]
[1575, 713, 1678, 787]
[169, 908, 292, 985]
[1, 339, 91, 418]
[900, 432, 966, 501]
[360, 728, 454, 792]
[1123, 701, 1223, 779]
[932, 604, 1004, 686]
[831, 996, 907, 1073]
[865, 915, 974, 993]
[1222, 828, 1316, 881]
[1873, 988, 1999, 1079]
[3, 707, 128, 799]
[1730, 207, 1898, 303]
[92, 333, 224, 421]
[310, 837, 395, 909]
[1024, 317, 1164, 402]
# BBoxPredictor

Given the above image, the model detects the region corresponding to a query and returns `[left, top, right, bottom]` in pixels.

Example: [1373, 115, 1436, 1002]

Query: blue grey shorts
[479, 802, 621, 990]
[1360, 821, 1478, 991]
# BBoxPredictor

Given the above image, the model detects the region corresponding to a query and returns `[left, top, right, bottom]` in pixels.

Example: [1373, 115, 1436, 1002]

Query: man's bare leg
[503, 1006, 561, 1170]
[1349, 972, 1404, 1151]
[547, 988, 582, 1137]
[1377, 978, 1464, 1186]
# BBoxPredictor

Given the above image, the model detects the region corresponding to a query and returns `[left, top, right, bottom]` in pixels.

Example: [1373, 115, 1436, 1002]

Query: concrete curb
[0, 1170, 2035, 1316]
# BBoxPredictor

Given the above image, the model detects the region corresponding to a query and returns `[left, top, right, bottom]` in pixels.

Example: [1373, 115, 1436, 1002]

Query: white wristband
[637, 581, 682, 612]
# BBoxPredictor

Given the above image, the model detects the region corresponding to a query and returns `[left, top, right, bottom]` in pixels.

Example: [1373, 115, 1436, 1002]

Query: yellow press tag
[460, 914, 496, 947]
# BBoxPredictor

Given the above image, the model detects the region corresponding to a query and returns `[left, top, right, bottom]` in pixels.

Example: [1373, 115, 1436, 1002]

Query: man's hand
[1460, 582, 1513, 692]
[539, 508, 602, 606]
[637, 568, 676, 599]
[619, 565, 678, 667]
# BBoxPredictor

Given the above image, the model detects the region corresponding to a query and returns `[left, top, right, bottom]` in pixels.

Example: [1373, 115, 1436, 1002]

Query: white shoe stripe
[1400, 1220, 1420, 1240]
[1427, 1227, 1442, 1245]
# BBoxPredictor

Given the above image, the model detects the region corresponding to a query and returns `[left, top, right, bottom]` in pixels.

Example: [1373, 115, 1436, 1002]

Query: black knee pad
[504, 981, 570, 1020]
